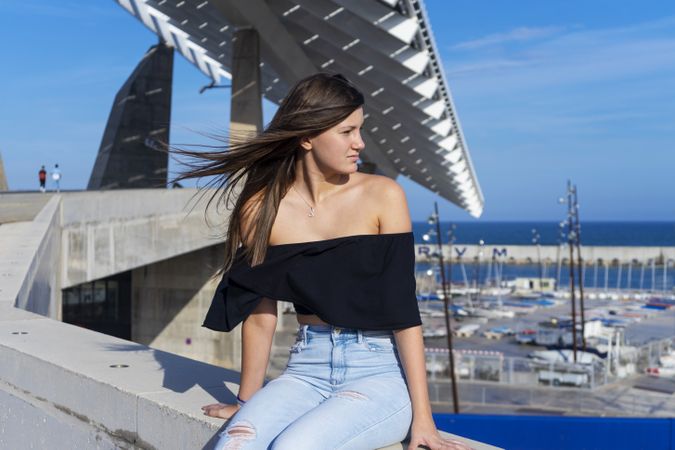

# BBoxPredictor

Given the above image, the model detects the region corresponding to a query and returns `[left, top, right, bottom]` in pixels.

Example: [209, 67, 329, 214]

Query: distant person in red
[38, 166, 47, 192]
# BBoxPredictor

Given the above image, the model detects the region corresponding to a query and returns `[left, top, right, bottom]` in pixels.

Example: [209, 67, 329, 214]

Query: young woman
[179, 73, 471, 450]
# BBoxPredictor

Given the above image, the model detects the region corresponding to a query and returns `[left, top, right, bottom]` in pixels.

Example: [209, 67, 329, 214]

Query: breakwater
[414, 244, 675, 266]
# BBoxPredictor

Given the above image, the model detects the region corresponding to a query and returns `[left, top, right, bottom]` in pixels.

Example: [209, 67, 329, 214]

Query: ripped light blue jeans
[214, 324, 412, 450]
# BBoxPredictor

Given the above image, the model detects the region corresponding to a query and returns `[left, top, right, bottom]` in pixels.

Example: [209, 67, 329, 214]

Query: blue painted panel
[433, 414, 674, 450]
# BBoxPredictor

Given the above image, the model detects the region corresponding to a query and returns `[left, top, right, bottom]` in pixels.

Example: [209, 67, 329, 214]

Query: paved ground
[423, 296, 675, 357]
[0, 192, 54, 224]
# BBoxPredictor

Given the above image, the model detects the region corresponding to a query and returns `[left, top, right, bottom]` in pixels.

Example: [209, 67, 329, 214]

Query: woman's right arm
[202, 297, 277, 419]
[237, 192, 277, 402]
[203, 191, 278, 419]
[238, 297, 278, 401]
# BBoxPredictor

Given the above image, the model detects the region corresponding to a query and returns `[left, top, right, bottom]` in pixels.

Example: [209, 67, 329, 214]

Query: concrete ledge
[0, 310, 499, 449]
[0, 192, 55, 224]
[59, 189, 213, 227]
[0, 310, 240, 449]
[1, 195, 61, 319]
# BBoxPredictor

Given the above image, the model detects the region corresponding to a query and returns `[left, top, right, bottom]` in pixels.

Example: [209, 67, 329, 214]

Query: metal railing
[425, 336, 674, 390]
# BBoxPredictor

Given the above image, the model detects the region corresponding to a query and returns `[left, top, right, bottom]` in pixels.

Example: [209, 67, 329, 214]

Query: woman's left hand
[407, 418, 475, 450]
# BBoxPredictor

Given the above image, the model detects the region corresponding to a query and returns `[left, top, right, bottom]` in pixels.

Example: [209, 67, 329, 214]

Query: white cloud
[445, 58, 527, 77]
[445, 16, 675, 93]
[452, 26, 565, 50]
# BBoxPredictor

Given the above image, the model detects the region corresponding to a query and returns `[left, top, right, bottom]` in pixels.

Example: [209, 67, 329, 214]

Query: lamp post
[471, 240, 485, 308]
[532, 228, 542, 289]
[572, 185, 587, 351]
[424, 203, 460, 413]
[447, 224, 457, 296]
[560, 181, 578, 362]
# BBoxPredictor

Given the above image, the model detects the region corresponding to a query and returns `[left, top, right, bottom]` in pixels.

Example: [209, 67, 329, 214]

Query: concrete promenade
[0, 190, 500, 450]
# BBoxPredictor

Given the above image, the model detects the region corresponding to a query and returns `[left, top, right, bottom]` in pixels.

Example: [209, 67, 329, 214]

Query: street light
[571, 184, 587, 351]
[427, 202, 460, 413]
[422, 229, 437, 242]
[559, 180, 588, 357]
[473, 239, 485, 307]
[447, 225, 457, 290]
[532, 228, 542, 289]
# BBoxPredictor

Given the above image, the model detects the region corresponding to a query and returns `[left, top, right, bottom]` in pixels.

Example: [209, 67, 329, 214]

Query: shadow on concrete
[102, 342, 236, 449]
[103, 342, 240, 401]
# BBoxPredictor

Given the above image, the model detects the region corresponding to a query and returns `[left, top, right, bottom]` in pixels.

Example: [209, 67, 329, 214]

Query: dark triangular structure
[88, 43, 173, 190]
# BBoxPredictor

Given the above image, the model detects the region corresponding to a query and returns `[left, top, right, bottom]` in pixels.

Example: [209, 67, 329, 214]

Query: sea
[412, 221, 675, 247]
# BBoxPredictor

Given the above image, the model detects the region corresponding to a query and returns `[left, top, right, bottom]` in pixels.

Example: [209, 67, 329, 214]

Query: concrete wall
[0, 367, 128, 449]
[131, 245, 242, 369]
[60, 189, 227, 288]
[2, 195, 62, 320]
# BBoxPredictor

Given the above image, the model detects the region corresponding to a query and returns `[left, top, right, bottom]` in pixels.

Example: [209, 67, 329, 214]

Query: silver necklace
[292, 185, 316, 217]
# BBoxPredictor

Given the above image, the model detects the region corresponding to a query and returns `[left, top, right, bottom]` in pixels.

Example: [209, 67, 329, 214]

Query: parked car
[538, 370, 589, 387]
[483, 326, 514, 340]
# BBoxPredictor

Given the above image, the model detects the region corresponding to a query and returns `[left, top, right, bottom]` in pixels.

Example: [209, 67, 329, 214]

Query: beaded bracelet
[236, 394, 247, 407]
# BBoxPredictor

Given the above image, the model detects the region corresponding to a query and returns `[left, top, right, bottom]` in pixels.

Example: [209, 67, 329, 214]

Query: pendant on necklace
[308, 207, 316, 217]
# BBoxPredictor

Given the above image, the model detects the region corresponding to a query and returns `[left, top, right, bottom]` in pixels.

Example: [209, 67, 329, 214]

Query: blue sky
[0, 1, 673, 221]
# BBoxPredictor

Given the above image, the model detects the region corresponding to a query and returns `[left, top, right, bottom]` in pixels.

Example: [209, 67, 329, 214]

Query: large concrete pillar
[0, 151, 8, 191]
[88, 43, 173, 190]
[230, 28, 263, 139]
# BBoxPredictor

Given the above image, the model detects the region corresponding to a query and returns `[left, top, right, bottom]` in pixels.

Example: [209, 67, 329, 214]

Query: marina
[402, 219, 675, 415]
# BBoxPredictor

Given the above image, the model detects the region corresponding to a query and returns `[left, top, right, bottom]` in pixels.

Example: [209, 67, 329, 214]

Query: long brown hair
[173, 73, 364, 270]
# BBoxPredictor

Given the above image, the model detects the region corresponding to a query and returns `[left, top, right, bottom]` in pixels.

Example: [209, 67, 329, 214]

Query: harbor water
[412, 221, 675, 247]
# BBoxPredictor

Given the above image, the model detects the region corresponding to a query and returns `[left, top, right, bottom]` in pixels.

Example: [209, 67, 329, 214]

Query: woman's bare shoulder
[353, 173, 411, 233]
[356, 173, 405, 198]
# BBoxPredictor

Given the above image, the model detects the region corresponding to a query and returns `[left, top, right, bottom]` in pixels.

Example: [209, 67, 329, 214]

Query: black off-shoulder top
[202, 232, 422, 331]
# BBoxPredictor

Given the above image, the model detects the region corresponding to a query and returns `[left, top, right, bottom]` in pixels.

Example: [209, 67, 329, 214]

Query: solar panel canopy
[115, 0, 484, 217]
